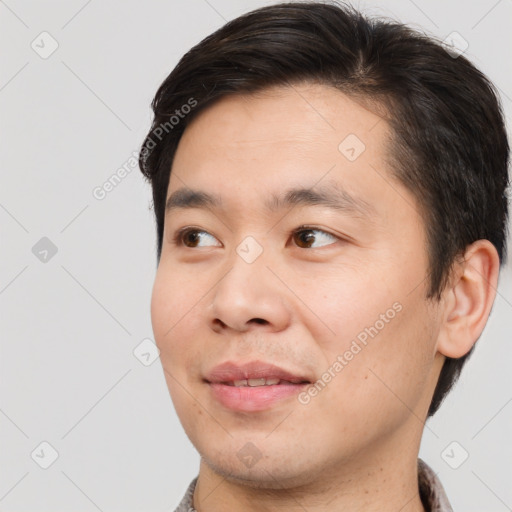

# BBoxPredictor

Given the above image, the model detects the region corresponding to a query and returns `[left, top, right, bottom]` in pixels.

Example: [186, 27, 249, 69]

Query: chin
[198, 441, 321, 490]
[207, 460, 312, 490]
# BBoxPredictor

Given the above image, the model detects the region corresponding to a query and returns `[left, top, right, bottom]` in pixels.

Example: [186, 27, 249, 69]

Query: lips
[205, 360, 312, 385]
[205, 360, 312, 412]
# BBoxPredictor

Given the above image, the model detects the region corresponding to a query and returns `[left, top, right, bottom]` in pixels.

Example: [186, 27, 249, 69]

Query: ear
[436, 240, 501, 359]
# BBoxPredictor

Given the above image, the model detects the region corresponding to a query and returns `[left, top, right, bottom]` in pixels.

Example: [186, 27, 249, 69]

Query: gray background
[1, 0, 511, 510]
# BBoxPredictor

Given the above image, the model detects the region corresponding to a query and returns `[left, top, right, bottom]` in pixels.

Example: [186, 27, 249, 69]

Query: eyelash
[172, 225, 340, 249]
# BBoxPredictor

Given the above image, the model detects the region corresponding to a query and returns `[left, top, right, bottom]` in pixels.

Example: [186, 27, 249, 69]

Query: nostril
[251, 318, 267, 325]
[212, 317, 268, 330]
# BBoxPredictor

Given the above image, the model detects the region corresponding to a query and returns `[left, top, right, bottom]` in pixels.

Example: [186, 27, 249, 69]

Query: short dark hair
[139, 1, 510, 416]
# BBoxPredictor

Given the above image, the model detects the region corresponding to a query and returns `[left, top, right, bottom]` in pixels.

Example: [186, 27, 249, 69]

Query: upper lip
[205, 360, 312, 384]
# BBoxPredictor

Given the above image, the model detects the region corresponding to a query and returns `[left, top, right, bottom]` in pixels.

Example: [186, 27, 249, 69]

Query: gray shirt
[173, 458, 453, 512]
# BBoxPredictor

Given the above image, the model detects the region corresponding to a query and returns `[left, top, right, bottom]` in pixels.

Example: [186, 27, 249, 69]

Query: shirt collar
[418, 458, 454, 511]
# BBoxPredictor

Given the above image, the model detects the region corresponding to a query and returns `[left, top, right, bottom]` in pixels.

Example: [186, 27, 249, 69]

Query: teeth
[229, 378, 282, 387]
[248, 378, 266, 386]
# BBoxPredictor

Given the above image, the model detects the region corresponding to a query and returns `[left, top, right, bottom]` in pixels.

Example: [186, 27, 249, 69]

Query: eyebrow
[165, 183, 376, 219]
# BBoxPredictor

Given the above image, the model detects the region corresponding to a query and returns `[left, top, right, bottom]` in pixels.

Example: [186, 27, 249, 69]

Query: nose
[208, 250, 292, 334]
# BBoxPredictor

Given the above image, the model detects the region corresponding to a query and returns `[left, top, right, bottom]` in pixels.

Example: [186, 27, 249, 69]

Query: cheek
[298, 259, 436, 410]
[294, 262, 397, 354]
[150, 269, 207, 417]
[150, 269, 176, 345]
[150, 265, 204, 367]
[151, 259, 208, 332]
[323, 294, 436, 433]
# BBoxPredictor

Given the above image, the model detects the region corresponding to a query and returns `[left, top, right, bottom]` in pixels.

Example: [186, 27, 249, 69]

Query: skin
[150, 83, 499, 511]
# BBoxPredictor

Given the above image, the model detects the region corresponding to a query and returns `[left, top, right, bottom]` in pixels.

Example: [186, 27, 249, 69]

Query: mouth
[223, 378, 309, 387]
[205, 360, 312, 412]
[205, 360, 312, 384]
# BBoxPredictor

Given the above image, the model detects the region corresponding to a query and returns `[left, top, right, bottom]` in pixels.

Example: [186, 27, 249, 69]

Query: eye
[292, 226, 339, 248]
[174, 228, 221, 248]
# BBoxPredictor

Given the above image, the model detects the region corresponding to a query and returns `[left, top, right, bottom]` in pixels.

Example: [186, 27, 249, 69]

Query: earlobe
[436, 240, 500, 359]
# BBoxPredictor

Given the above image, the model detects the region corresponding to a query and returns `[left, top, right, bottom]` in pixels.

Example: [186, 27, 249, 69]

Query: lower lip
[208, 382, 308, 412]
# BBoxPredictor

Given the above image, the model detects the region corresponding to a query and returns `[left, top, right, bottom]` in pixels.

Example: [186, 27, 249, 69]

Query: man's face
[151, 84, 444, 486]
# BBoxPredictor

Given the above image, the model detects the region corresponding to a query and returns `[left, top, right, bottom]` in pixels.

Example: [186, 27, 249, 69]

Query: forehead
[169, 85, 406, 220]
[180, 84, 386, 155]
[170, 84, 392, 191]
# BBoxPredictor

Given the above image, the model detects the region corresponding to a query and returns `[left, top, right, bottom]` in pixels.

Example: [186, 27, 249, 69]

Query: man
[138, 2, 509, 511]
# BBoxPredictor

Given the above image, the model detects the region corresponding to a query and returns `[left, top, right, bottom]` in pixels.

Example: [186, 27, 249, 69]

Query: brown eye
[292, 228, 338, 248]
[182, 230, 201, 247]
[176, 229, 221, 248]
[293, 229, 316, 248]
